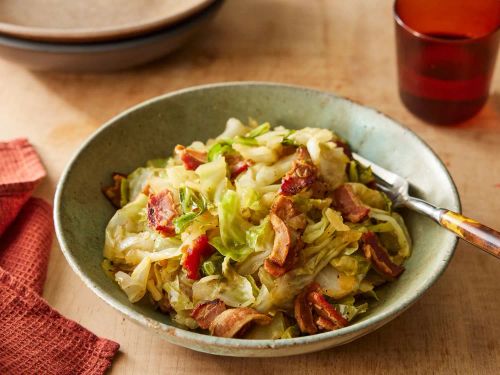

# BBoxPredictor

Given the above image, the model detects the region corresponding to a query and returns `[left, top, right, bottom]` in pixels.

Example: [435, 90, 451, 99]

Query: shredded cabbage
[347, 182, 387, 209]
[102, 119, 412, 339]
[115, 256, 151, 302]
[192, 257, 255, 307]
[104, 193, 149, 261]
[369, 208, 411, 259]
[196, 159, 226, 203]
[216, 118, 251, 139]
[245, 311, 287, 339]
[315, 264, 360, 299]
[307, 139, 348, 189]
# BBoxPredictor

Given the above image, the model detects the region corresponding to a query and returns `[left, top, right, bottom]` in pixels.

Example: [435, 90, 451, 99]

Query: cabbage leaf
[104, 193, 149, 261]
[196, 157, 228, 203]
[192, 257, 255, 307]
[307, 140, 348, 189]
[218, 189, 251, 246]
[115, 256, 151, 302]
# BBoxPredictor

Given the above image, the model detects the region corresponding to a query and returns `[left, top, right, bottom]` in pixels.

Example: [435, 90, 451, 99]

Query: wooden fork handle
[439, 210, 500, 258]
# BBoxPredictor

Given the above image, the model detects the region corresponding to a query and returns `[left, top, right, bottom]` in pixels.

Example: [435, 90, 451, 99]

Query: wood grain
[0, 1, 499, 374]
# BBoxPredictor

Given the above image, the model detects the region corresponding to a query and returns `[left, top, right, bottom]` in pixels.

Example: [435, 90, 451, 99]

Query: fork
[352, 153, 500, 259]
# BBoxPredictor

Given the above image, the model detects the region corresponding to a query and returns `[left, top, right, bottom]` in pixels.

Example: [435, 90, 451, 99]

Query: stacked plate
[0, 0, 223, 72]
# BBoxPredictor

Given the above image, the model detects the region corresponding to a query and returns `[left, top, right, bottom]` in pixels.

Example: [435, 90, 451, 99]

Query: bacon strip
[307, 290, 349, 329]
[183, 235, 216, 280]
[175, 145, 207, 170]
[268, 213, 291, 266]
[294, 283, 349, 334]
[362, 232, 404, 280]
[191, 299, 226, 329]
[264, 247, 298, 278]
[294, 289, 317, 335]
[316, 316, 338, 331]
[309, 179, 330, 199]
[147, 189, 178, 236]
[333, 184, 370, 223]
[270, 195, 299, 221]
[264, 196, 307, 277]
[209, 308, 272, 338]
[280, 146, 318, 196]
[102, 172, 126, 208]
[225, 153, 253, 180]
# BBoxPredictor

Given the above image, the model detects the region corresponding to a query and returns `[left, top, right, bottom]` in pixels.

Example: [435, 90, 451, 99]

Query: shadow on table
[26, 0, 317, 126]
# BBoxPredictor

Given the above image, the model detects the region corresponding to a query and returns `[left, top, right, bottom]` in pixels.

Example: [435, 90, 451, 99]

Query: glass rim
[393, 0, 500, 44]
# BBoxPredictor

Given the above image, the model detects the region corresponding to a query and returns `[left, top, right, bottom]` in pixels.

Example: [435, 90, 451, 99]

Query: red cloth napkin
[0, 139, 120, 375]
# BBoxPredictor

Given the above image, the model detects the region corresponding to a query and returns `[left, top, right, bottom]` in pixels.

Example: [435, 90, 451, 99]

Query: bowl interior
[55, 83, 459, 355]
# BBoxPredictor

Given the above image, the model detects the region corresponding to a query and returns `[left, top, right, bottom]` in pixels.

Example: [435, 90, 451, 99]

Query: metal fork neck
[402, 197, 444, 223]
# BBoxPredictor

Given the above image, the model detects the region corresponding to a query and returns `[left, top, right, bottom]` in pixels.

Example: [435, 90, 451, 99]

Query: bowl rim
[54, 82, 461, 352]
[0, 0, 215, 43]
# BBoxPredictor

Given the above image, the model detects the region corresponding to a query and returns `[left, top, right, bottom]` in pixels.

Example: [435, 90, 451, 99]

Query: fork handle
[439, 210, 500, 258]
[404, 198, 500, 258]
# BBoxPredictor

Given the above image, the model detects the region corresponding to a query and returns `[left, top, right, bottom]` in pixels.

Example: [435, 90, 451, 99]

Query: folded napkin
[0, 139, 119, 375]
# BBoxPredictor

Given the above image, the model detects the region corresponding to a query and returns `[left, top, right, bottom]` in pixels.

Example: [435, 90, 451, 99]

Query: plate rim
[0, 0, 216, 43]
[0, 0, 223, 52]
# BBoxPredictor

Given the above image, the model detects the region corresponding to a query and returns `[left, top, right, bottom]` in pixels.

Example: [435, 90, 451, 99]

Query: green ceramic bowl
[54, 82, 460, 357]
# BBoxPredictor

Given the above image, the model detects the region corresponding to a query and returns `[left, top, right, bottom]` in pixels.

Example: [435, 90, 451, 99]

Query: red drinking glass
[394, 0, 500, 125]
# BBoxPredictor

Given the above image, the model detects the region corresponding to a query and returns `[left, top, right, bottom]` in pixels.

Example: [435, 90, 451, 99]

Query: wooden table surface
[1, 1, 499, 374]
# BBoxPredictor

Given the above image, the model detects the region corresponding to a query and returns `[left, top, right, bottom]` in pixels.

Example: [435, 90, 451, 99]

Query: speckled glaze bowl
[54, 83, 460, 357]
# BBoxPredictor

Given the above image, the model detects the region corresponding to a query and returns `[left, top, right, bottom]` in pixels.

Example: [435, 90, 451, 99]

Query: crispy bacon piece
[191, 299, 226, 329]
[264, 196, 307, 277]
[183, 234, 216, 280]
[315, 316, 338, 331]
[230, 161, 250, 179]
[294, 283, 349, 334]
[271, 195, 299, 221]
[175, 145, 207, 170]
[307, 290, 349, 329]
[209, 307, 272, 338]
[309, 180, 330, 199]
[270, 196, 307, 230]
[102, 173, 126, 208]
[268, 213, 291, 266]
[263, 259, 286, 278]
[225, 153, 253, 180]
[333, 184, 370, 223]
[280, 146, 318, 196]
[294, 289, 317, 335]
[147, 189, 178, 236]
[263, 245, 299, 277]
[362, 232, 405, 280]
